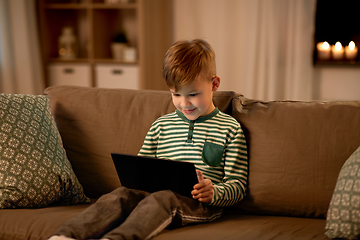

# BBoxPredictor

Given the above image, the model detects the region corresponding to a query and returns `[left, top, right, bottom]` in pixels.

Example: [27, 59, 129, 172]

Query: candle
[332, 42, 344, 60]
[317, 41, 331, 60]
[345, 41, 358, 60]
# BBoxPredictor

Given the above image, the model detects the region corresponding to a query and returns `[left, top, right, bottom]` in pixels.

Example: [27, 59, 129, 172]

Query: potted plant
[111, 30, 128, 61]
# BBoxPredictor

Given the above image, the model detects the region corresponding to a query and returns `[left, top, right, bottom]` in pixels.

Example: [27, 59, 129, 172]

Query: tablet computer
[111, 153, 198, 199]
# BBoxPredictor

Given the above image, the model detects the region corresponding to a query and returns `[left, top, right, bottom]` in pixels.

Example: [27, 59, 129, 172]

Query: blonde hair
[162, 39, 216, 91]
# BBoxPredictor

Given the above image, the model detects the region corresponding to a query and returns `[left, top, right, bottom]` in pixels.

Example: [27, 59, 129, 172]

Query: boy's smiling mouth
[183, 108, 196, 114]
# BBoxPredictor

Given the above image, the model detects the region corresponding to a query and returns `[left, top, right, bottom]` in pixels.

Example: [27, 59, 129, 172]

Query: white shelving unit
[36, 0, 172, 90]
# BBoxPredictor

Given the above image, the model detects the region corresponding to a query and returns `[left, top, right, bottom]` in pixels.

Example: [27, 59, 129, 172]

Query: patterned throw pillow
[325, 145, 360, 239]
[0, 93, 89, 208]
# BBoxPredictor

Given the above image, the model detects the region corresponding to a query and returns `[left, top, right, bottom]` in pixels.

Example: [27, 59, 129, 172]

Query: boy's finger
[196, 170, 203, 182]
[193, 181, 207, 190]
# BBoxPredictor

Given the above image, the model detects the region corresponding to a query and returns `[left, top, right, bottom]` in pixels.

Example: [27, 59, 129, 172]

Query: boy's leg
[53, 187, 150, 240]
[102, 190, 222, 240]
[170, 192, 223, 227]
[171, 195, 223, 227]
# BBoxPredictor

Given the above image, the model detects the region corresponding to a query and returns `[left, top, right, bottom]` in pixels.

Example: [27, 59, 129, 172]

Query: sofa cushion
[325, 145, 360, 239]
[0, 94, 89, 208]
[0, 202, 92, 240]
[44, 86, 235, 198]
[232, 96, 360, 218]
[154, 214, 328, 240]
[0, 206, 327, 240]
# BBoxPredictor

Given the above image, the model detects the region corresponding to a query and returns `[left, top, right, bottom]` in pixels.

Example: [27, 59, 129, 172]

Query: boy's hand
[191, 170, 214, 203]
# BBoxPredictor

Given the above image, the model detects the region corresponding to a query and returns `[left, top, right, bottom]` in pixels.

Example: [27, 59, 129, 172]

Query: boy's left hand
[191, 170, 214, 203]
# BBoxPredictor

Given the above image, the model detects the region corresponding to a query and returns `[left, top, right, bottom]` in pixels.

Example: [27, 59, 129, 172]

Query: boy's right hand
[191, 170, 214, 203]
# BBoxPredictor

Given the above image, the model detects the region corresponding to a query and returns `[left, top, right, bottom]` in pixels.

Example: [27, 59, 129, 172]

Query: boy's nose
[181, 97, 191, 107]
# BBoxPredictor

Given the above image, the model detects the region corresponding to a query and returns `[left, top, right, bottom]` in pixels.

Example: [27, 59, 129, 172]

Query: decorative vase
[58, 27, 77, 59]
[111, 43, 127, 61]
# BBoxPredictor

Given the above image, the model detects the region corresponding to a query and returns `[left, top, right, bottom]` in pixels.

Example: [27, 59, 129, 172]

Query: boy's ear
[212, 76, 221, 91]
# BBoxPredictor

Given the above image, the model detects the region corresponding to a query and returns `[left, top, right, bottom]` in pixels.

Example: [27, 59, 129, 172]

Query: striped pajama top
[138, 108, 248, 207]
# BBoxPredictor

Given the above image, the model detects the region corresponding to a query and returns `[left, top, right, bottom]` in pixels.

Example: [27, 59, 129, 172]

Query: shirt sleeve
[209, 125, 248, 207]
[138, 122, 159, 157]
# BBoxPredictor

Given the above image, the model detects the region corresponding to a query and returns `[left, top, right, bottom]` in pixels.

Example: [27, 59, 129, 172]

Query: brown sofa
[1, 85, 360, 240]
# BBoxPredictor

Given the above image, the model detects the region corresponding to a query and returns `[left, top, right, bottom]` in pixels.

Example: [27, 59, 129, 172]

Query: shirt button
[188, 135, 192, 139]
[189, 127, 194, 130]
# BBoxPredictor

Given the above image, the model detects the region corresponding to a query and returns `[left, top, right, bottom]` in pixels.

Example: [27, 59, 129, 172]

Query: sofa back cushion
[232, 95, 360, 218]
[45, 86, 235, 198]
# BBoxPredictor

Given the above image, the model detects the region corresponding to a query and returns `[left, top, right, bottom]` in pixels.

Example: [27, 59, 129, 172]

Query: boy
[49, 39, 248, 240]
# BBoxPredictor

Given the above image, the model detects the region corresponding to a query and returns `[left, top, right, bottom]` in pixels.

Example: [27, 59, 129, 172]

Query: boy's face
[170, 75, 220, 121]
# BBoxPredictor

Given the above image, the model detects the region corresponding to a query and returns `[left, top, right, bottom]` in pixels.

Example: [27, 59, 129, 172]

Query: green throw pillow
[325, 145, 360, 239]
[0, 93, 89, 208]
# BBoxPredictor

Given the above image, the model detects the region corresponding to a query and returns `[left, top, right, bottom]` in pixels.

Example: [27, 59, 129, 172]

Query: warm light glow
[316, 42, 331, 60]
[335, 42, 342, 50]
[345, 41, 358, 60]
[322, 41, 330, 50]
[349, 41, 355, 51]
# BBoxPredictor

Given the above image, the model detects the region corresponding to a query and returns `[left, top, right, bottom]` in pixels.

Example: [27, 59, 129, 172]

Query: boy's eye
[171, 92, 199, 97]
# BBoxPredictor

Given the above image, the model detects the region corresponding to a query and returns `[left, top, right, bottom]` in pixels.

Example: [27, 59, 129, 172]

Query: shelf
[93, 59, 139, 64]
[37, 0, 172, 90]
[45, 4, 88, 9]
[91, 3, 138, 9]
[48, 57, 139, 65]
[44, 3, 137, 9]
[314, 60, 360, 67]
[47, 58, 90, 63]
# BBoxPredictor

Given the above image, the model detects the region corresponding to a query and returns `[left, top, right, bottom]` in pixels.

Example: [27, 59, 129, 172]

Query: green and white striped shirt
[138, 108, 248, 207]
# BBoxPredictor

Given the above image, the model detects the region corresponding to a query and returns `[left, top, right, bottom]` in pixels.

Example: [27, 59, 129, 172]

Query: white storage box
[48, 63, 91, 87]
[95, 64, 139, 89]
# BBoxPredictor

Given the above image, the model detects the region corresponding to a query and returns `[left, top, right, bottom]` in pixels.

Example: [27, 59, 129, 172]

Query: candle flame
[322, 41, 330, 50]
[335, 42, 342, 50]
[349, 41, 355, 50]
